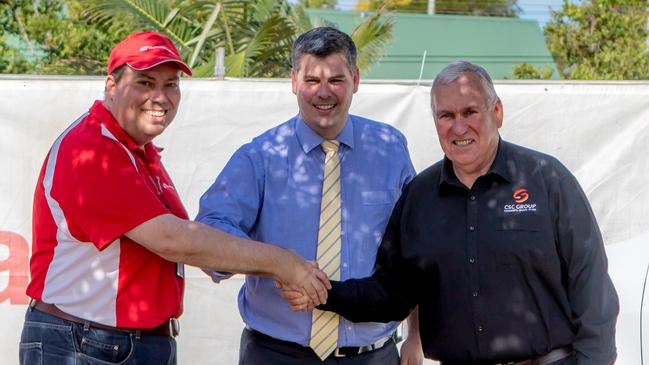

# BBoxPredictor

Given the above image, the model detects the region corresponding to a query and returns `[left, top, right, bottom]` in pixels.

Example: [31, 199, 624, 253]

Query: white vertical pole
[427, 0, 435, 15]
[418, 50, 427, 85]
[214, 47, 226, 79]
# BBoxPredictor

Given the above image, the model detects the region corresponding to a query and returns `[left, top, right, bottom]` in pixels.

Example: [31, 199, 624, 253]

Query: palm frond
[352, 10, 395, 71]
[288, 4, 314, 34]
[83, 0, 197, 51]
[77, 0, 384, 78]
[161, 8, 180, 28]
[226, 13, 295, 77]
[189, 2, 221, 68]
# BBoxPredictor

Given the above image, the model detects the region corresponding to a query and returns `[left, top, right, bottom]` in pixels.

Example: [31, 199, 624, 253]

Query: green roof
[305, 9, 558, 80]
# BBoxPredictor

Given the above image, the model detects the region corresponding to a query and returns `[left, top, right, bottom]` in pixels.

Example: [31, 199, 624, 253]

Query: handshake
[273, 257, 332, 313]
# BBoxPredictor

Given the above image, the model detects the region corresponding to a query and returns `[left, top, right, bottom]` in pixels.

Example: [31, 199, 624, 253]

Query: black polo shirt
[321, 139, 618, 364]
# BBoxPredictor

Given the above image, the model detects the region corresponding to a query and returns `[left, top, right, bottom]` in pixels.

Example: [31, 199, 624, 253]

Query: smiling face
[104, 63, 181, 146]
[432, 72, 503, 186]
[291, 52, 359, 140]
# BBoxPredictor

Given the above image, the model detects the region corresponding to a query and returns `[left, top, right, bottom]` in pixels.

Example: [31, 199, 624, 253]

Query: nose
[315, 82, 332, 99]
[451, 117, 469, 135]
[150, 86, 170, 105]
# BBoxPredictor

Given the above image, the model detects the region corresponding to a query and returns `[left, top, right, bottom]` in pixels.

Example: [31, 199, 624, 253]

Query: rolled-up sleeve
[196, 144, 265, 282]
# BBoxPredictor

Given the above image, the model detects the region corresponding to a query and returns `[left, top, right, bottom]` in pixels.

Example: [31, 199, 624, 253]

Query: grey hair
[431, 61, 499, 115]
[291, 27, 357, 74]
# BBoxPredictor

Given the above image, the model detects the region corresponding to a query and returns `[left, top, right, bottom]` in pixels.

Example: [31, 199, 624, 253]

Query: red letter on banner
[0, 231, 30, 304]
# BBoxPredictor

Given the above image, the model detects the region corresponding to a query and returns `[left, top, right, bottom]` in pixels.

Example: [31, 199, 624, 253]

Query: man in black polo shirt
[283, 61, 619, 365]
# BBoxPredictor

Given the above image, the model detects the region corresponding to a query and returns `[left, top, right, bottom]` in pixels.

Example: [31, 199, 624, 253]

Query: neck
[453, 145, 499, 189]
[453, 168, 481, 189]
[102, 100, 147, 148]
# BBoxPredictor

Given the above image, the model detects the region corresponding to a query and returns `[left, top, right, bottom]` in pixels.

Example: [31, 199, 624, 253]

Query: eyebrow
[136, 72, 180, 82]
[304, 73, 347, 79]
[135, 72, 156, 80]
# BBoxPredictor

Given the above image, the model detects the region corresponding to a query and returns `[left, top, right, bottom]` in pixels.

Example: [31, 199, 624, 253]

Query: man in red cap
[18, 31, 330, 365]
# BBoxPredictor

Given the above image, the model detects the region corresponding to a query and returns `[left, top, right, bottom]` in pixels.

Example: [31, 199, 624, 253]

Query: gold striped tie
[310, 140, 342, 361]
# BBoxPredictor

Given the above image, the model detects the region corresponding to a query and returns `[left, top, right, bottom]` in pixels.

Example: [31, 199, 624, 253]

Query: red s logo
[513, 188, 529, 203]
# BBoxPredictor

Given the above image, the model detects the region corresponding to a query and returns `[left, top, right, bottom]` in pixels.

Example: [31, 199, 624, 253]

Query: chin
[449, 153, 475, 165]
[145, 127, 166, 138]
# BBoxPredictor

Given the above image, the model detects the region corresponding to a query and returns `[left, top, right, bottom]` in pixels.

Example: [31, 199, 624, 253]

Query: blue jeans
[19, 306, 177, 365]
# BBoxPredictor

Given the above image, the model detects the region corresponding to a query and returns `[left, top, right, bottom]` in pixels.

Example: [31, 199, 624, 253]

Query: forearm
[400, 306, 424, 365]
[407, 306, 420, 340]
[320, 276, 415, 323]
[128, 214, 299, 280]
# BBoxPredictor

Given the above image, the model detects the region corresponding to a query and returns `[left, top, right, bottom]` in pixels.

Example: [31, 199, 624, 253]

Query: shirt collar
[488, 138, 512, 182]
[90, 100, 162, 159]
[439, 137, 511, 189]
[295, 115, 354, 154]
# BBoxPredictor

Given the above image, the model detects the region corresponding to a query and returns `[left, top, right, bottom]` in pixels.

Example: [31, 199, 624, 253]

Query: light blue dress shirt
[196, 115, 415, 347]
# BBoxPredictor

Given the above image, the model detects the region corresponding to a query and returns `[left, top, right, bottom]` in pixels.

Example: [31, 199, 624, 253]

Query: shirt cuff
[318, 281, 345, 312]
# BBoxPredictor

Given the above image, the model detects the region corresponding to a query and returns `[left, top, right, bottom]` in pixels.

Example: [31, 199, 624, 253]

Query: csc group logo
[513, 188, 529, 203]
[504, 188, 537, 213]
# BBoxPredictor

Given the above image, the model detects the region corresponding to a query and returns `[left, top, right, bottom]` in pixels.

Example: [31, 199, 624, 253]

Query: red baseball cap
[107, 31, 192, 76]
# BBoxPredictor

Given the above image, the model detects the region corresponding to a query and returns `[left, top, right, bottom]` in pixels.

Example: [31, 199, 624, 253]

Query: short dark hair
[110, 65, 127, 83]
[291, 27, 357, 74]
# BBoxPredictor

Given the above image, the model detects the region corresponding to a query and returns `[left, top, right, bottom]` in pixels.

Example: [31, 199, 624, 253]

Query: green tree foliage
[83, 0, 395, 77]
[356, 0, 520, 17]
[299, 0, 337, 9]
[0, 0, 394, 77]
[513, 62, 553, 79]
[0, 0, 136, 74]
[544, 0, 649, 79]
[351, 10, 395, 71]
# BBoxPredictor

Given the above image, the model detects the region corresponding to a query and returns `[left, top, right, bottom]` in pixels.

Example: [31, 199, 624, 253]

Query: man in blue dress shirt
[196, 27, 419, 364]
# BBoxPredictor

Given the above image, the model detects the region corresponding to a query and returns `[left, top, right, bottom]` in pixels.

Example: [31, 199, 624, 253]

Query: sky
[517, 0, 568, 27]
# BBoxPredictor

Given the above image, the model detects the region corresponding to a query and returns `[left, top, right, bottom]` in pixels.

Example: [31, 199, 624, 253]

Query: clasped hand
[275, 260, 330, 311]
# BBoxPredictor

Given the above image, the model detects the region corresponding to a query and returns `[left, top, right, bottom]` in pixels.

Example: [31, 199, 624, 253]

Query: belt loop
[135, 330, 141, 340]
[83, 321, 90, 332]
[28, 299, 36, 311]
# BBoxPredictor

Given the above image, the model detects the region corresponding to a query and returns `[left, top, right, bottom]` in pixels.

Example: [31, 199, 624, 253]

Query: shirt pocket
[354, 190, 401, 269]
[497, 213, 540, 231]
[494, 213, 546, 266]
[360, 190, 400, 205]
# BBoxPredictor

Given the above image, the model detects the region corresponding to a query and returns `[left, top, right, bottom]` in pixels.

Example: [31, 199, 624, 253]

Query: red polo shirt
[27, 101, 187, 329]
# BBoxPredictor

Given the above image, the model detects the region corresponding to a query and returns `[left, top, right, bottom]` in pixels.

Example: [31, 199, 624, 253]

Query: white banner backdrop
[1, 77, 648, 364]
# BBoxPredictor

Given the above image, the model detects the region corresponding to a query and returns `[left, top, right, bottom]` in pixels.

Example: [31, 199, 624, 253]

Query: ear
[352, 67, 360, 93]
[291, 68, 298, 95]
[430, 92, 437, 123]
[494, 98, 504, 128]
[105, 74, 117, 98]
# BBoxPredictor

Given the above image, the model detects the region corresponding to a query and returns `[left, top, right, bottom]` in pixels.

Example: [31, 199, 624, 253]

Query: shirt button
[342, 263, 348, 268]
[469, 257, 475, 264]
[472, 291, 478, 297]
[477, 326, 483, 332]
[470, 195, 476, 201]
[469, 225, 475, 231]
